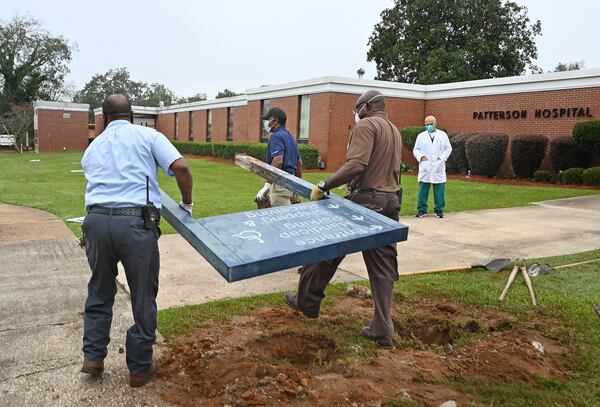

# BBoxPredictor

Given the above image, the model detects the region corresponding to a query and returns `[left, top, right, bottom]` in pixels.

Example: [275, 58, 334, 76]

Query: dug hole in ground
[157, 291, 568, 407]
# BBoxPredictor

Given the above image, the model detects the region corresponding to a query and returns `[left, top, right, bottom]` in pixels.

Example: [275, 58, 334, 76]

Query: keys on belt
[87, 206, 143, 216]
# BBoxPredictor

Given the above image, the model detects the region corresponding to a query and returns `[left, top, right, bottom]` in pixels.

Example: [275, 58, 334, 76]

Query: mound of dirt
[159, 297, 570, 407]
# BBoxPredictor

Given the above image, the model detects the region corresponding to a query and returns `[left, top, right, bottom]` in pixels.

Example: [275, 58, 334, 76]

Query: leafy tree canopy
[367, 0, 542, 84]
[215, 88, 240, 99]
[553, 60, 585, 72]
[0, 14, 74, 113]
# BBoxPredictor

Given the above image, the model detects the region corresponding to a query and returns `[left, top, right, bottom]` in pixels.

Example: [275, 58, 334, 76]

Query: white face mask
[354, 113, 361, 124]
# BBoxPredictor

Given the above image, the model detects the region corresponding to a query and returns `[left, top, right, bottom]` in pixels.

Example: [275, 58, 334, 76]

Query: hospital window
[298, 95, 310, 144]
[189, 111, 194, 141]
[227, 107, 234, 142]
[207, 110, 212, 142]
[174, 113, 178, 140]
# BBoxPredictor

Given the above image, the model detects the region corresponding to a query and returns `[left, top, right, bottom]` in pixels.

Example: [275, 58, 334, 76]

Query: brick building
[33, 101, 90, 153]
[43, 68, 600, 171]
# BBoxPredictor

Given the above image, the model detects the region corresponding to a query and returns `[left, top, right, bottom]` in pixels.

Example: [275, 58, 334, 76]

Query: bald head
[424, 115, 436, 125]
[102, 94, 132, 122]
[355, 90, 385, 119]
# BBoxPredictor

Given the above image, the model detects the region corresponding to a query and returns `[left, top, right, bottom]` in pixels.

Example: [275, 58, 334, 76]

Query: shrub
[448, 133, 472, 174]
[511, 134, 548, 178]
[532, 170, 552, 183]
[582, 167, 600, 186]
[171, 141, 320, 169]
[550, 136, 590, 171]
[559, 167, 584, 184]
[465, 134, 509, 177]
[400, 125, 446, 152]
[445, 134, 459, 174]
[573, 120, 600, 154]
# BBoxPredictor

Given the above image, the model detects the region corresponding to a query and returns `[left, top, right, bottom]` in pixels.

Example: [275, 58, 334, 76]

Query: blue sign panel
[160, 191, 408, 283]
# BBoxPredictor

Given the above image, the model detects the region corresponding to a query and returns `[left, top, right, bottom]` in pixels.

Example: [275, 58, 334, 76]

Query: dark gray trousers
[297, 191, 400, 343]
[82, 213, 160, 375]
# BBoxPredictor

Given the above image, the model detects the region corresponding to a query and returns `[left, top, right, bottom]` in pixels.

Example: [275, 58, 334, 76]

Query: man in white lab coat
[412, 115, 452, 218]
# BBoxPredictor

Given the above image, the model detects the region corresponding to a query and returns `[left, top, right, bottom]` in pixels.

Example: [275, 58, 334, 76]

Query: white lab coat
[413, 129, 452, 183]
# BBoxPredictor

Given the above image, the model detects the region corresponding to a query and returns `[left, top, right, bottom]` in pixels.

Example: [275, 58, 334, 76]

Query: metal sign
[159, 155, 409, 282]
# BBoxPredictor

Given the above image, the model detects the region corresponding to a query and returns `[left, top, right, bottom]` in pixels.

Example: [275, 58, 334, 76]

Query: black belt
[354, 188, 397, 195]
[87, 206, 143, 216]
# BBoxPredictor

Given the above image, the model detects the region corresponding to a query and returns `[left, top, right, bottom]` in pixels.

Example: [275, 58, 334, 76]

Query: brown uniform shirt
[346, 111, 403, 193]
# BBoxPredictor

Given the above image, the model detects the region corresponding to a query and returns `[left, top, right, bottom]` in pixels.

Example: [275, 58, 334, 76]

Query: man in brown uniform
[284, 90, 402, 348]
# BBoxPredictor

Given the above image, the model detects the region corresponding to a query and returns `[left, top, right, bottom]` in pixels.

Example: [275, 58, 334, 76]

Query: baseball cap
[261, 107, 287, 122]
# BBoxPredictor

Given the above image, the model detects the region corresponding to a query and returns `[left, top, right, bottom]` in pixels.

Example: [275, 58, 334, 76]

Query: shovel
[404, 258, 511, 276]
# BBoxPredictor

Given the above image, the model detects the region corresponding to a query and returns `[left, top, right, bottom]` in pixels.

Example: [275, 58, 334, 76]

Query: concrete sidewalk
[117, 194, 600, 310]
[0, 204, 165, 406]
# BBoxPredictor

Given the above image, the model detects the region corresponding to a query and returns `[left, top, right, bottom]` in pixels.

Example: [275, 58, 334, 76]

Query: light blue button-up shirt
[81, 120, 182, 209]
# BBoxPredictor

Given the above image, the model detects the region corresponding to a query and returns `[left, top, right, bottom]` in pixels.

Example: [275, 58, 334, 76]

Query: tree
[367, 0, 542, 84]
[0, 104, 33, 150]
[176, 93, 207, 104]
[136, 83, 176, 107]
[0, 14, 74, 113]
[215, 88, 239, 99]
[73, 67, 145, 116]
[553, 60, 585, 72]
[74, 67, 184, 119]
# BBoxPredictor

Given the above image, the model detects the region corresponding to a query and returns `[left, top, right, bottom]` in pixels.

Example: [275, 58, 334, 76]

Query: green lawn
[158, 249, 600, 406]
[0, 151, 598, 236]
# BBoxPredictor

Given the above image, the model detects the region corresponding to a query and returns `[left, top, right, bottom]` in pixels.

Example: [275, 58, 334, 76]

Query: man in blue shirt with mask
[255, 107, 303, 206]
[80, 94, 193, 387]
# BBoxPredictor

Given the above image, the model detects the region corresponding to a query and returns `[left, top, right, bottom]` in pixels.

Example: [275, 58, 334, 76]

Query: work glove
[256, 183, 272, 202]
[179, 201, 193, 216]
[310, 185, 325, 201]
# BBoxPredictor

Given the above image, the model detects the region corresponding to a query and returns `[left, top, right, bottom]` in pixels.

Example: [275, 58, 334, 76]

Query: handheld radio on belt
[142, 176, 160, 229]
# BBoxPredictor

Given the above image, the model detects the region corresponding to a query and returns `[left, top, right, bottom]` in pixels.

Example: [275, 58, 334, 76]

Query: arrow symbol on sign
[370, 225, 383, 231]
[327, 204, 340, 209]
[351, 215, 364, 221]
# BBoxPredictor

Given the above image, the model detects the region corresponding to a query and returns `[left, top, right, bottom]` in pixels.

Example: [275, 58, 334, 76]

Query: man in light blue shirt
[80, 94, 193, 387]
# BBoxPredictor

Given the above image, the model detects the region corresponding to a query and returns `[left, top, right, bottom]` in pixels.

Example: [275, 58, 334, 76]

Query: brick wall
[191, 110, 208, 141]
[36, 109, 89, 152]
[425, 87, 600, 172]
[319, 93, 425, 170]
[307, 92, 331, 167]
[211, 108, 228, 142]
[157, 113, 175, 139]
[176, 112, 190, 141]
[232, 105, 248, 142]
[247, 101, 262, 143]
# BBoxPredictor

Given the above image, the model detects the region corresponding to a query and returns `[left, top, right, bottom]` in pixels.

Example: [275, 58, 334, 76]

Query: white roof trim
[246, 76, 427, 100]
[424, 68, 600, 99]
[161, 95, 247, 113]
[33, 100, 89, 112]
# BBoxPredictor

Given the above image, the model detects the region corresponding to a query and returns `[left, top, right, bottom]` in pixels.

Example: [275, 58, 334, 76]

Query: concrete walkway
[0, 194, 599, 406]
[116, 194, 600, 310]
[0, 205, 164, 406]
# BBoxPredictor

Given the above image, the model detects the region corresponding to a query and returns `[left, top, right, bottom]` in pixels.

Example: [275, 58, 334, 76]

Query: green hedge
[559, 167, 585, 184]
[511, 134, 548, 178]
[465, 134, 509, 177]
[171, 141, 320, 169]
[447, 133, 472, 174]
[582, 167, 600, 186]
[550, 136, 590, 171]
[401, 125, 446, 151]
[532, 170, 552, 183]
[573, 120, 600, 154]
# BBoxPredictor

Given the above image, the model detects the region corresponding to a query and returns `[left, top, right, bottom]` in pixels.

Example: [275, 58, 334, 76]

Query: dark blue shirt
[266, 126, 301, 175]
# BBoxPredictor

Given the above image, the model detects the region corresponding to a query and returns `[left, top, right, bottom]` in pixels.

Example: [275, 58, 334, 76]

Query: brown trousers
[296, 190, 400, 343]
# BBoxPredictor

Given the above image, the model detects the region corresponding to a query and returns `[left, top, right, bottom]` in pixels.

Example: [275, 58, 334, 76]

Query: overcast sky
[4, 0, 599, 100]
